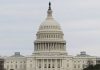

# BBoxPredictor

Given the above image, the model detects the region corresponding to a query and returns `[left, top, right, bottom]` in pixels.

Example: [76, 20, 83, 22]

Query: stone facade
[4, 52, 26, 70]
[0, 57, 4, 70]
[4, 2, 98, 70]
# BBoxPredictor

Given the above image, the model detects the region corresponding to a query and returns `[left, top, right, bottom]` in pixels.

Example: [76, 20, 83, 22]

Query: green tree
[83, 64, 100, 70]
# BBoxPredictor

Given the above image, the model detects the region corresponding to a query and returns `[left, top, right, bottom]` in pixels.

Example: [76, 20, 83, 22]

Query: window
[78, 61, 80, 63]
[47, 35, 48, 38]
[15, 64, 17, 69]
[78, 65, 80, 68]
[48, 64, 50, 68]
[58, 64, 60, 68]
[20, 64, 22, 68]
[44, 64, 47, 68]
[83, 64, 86, 68]
[24, 61, 26, 63]
[30, 64, 32, 68]
[39, 64, 41, 68]
[67, 60, 69, 62]
[67, 64, 69, 67]
[74, 65, 76, 68]
[52, 64, 54, 68]
[11, 65, 13, 69]
[24, 65, 26, 68]
[10, 69, 14, 70]
[7, 65, 9, 69]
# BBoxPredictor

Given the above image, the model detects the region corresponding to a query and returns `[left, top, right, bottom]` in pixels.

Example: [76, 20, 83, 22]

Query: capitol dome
[39, 3, 61, 31]
[39, 18, 61, 31]
[34, 2, 66, 53]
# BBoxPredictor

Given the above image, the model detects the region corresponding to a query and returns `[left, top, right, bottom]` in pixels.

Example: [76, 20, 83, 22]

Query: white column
[47, 43, 48, 51]
[38, 43, 40, 51]
[37, 44, 38, 51]
[59, 43, 61, 51]
[45, 43, 46, 51]
[64, 43, 65, 51]
[52, 43, 54, 51]
[40, 43, 41, 51]
[43, 59, 44, 70]
[54, 43, 55, 51]
[60, 59, 62, 70]
[56, 43, 57, 51]
[40, 59, 41, 70]
[57, 43, 58, 51]
[60, 43, 62, 51]
[61, 43, 63, 50]
[36, 59, 37, 70]
[51, 43, 52, 51]
[48, 43, 49, 51]
[57, 43, 59, 51]
[41, 43, 42, 51]
[34, 43, 35, 51]
[62, 43, 64, 51]
[34, 43, 36, 51]
[43, 43, 44, 51]
[62, 59, 66, 70]
[47, 59, 48, 70]
[37, 59, 38, 70]
[55, 43, 56, 50]
[39, 43, 41, 51]
[40, 43, 42, 51]
[55, 59, 57, 70]
[51, 59, 52, 70]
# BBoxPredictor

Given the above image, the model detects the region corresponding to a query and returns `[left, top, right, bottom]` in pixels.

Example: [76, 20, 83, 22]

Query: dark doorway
[10, 69, 14, 70]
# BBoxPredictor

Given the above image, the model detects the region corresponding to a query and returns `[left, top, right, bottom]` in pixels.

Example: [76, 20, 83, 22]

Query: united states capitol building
[4, 2, 100, 70]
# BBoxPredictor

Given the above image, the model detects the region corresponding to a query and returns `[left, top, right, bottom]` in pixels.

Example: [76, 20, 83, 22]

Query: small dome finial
[47, 2, 53, 18]
[49, 2, 51, 10]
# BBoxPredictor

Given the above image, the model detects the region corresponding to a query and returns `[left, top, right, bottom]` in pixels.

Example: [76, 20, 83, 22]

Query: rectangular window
[44, 64, 47, 68]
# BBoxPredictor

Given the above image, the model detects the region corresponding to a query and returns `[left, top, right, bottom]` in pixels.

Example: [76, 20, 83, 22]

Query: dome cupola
[39, 2, 61, 31]
[34, 2, 66, 53]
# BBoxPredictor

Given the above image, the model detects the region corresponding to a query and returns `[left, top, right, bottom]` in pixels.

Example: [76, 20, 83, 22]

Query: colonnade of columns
[34, 42, 66, 51]
[35, 59, 62, 70]
[37, 33, 63, 39]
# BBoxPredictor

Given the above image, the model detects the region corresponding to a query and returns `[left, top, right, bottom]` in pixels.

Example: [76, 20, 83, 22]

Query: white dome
[39, 18, 61, 31]
[34, 2, 66, 53]
[38, 4, 61, 31]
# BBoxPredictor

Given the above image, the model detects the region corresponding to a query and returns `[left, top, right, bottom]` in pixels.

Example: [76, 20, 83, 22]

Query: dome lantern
[47, 2, 53, 19]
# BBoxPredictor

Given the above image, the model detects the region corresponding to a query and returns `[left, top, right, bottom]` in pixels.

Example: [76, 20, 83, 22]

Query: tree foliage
[83, 64, 100, 70]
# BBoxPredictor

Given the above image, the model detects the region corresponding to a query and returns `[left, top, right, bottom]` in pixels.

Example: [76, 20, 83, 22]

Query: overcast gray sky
[0, 0, 100, 56]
